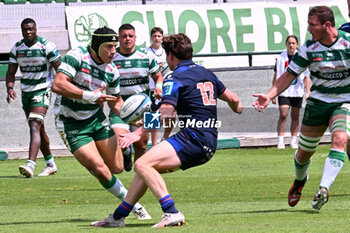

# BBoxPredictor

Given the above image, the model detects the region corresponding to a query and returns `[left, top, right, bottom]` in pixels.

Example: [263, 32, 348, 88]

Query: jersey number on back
[197, 82, 216, 106]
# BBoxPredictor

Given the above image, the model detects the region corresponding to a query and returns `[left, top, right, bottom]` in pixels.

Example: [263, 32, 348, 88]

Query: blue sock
[159, 194, 178, 213]
[347, 152, 350, 161]
[113, 201, 133, 220]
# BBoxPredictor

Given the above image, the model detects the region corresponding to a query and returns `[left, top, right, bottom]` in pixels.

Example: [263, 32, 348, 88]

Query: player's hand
[119, 132, 141, 149]
[252, 94, 271, 112]
[272, 97, 277, 104]
[132, 119, 143, 127]
[153, 87, 162, 100]
[93, 86, 117, 104]
[304, 92, 310, 100]
[234, 103, 243, 114]
[6, 89, 16, 104]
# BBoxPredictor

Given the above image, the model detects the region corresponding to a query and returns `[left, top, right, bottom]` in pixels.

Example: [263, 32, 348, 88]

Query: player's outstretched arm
[252, 71, 296, 112]
[52, 72, 116, 103]
[219, 89, 243, 114]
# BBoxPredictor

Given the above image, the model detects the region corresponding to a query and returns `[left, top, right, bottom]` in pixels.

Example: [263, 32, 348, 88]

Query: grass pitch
[1, 145, 350, 233]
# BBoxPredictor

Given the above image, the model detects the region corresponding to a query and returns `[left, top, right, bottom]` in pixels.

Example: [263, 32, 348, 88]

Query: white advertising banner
[66, 1, 348, 67]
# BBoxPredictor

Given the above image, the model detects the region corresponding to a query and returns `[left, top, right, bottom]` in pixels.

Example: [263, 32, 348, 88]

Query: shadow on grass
[0, 219, 155, 228]
[0, 176, 25, 179]
[216, 208, 320, 214]
[78, 223, 154, 229]
[0, 218, 95, 226]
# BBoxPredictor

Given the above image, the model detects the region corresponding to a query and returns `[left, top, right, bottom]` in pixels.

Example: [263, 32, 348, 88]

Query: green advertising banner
[66, 1, 348, 67]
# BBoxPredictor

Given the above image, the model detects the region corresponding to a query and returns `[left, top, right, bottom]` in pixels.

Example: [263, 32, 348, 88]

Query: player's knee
[331, 132, 348, 149]
[279, 114, 288, 121]
[91, 163, 109, 178]
[134, 160, 146, 174]
[298, 133, 321, 152]
[110, 165, 123, 174]
[28, 112, 44, 122]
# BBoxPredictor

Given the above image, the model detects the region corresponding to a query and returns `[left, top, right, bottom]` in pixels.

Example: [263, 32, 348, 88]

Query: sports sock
[294, 151, 310, 181]
[113, 201, 133, 220]
[278, 136, 284, 144]
[290, 136, 298, 145]
[43, 154, 55, 166]
[319, 149, 345, 190]
[159, 194, 178, 213]
[100, 175, 128, 200]
[98, 175, 142, 213]
[27, 160, 36, 171]
[347, 152, 350, 161]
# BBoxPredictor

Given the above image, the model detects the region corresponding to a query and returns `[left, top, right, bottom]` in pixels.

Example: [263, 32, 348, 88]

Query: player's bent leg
[288, 124, 325, 207]
[96, 136, 123, 174]
[73, 141, 112, 182]
[133, 133, 149, 161]
[112, 126, 133, 172]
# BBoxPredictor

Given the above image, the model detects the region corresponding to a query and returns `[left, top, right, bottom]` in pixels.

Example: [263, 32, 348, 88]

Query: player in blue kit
[91, 33, 243, 228]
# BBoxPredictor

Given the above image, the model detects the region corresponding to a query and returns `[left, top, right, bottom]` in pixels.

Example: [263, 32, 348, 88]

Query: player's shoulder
[37, 36, 49, 46]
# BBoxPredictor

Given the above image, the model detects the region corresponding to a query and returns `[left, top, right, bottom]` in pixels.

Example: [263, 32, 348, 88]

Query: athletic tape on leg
[28, 112, 44, 121]
[298, 133, 321, 152]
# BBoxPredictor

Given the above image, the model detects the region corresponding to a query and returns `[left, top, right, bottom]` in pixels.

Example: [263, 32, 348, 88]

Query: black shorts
[278, 96, 303, 108]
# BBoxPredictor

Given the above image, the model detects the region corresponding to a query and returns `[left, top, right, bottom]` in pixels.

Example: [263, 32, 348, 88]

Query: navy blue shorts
[166, 128, 217, 170]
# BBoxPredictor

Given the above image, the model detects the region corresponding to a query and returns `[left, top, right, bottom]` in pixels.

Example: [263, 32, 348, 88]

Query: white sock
[320, 157, 344, 190]
[27, 160, 36, 171]
[107, 177, 128, 201]
[278, 136, 284, 144]
[291, 136, 298, 144]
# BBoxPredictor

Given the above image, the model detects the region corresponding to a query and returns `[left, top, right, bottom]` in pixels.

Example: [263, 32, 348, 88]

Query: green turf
[1, 145, 349, 232]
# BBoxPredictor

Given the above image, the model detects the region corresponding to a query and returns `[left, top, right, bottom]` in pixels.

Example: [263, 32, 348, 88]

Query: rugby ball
[120, 93, 151, 124]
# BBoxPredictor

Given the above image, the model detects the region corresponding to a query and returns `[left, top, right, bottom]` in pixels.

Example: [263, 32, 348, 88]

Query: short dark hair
[118, 23, 135, 33]
[162, 33, 193, 60]
[151, 27, 163, 36]
[308, 6, 335, 27]
[21, 18, 36, 27]
[285, 35, 298, 45]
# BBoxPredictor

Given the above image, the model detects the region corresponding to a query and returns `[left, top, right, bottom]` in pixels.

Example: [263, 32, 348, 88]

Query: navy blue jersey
[339, 22, 350, 33]
[162, 60, 226, 135]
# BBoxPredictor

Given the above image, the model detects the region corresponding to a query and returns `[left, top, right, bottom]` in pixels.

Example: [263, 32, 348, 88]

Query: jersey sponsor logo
[339, 40, 348, 48]
[312, 57, 323, 62]
[120, 77, 145, 86]
[311, 44, 320, 50]
[163, 82, 173, 96]
[317, 71, 349, 80]
[81, 67, 90, 74]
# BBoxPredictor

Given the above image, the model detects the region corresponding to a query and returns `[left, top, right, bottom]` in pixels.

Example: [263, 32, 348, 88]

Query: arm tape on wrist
[82, 91, 101, 102]
[156, 82, 163, 89]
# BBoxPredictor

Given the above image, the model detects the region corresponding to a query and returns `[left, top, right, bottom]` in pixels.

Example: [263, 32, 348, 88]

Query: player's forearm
[108, 96, 123, 116]
[266, 72, 295, 99]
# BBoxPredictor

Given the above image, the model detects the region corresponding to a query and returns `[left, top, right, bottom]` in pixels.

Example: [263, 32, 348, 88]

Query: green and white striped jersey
[9, 36, 61, 93]
[113, 46, 160, 100]
[287, 30, 350, 103]
[57, 46, 120, 121]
